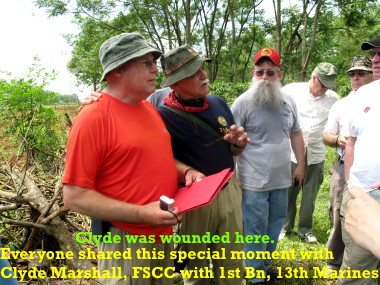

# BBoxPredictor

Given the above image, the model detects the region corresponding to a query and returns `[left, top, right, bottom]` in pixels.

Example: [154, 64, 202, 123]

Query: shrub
[209, 80, 250, 106]
[0, 59, 66, 168]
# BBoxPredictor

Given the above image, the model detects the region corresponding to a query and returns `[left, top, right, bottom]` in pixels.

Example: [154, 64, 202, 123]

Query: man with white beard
[231, 47, 305, 285]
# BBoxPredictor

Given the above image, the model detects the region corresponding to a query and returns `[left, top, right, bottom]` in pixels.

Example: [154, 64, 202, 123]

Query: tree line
[35, 0, 380, 98]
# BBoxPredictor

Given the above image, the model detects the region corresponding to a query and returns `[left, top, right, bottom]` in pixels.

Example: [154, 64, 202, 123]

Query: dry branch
[0, 189, 29, 203]
[41, 181, 63, 218]
[1, 219, 49, 230]
[63, 216, 87, 232]
[1, 168, 94, 271]
[40, 207, 69, 224]
[0, 204, 18, 211]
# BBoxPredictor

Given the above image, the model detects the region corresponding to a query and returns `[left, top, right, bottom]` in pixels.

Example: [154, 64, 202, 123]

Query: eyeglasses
[255, 70, 276, 77]
[130, 59, 157, 69]
[347, 71, 372, 78]
[316, 76, 327, 89]
[370, 50, 380, 58]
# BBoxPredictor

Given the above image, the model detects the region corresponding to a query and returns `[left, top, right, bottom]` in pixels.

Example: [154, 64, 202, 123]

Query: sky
[0, 1, 278, 98]
[0, 0, 86, 96]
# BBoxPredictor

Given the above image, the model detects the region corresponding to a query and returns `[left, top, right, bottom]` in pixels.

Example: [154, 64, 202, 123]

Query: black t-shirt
[157, 95, 235, 176]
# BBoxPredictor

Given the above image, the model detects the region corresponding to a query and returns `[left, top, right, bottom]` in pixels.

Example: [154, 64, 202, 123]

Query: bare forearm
[290, 131, 305, 168]
[175, 159, 191, 184]
[323, 132, 338, 148]
[324, 132, 348, 149]
[290, 131, 305, 184]
[344, 137, 356, 181]
[63, 184, 180, 226]
[64, 185, 140, 222]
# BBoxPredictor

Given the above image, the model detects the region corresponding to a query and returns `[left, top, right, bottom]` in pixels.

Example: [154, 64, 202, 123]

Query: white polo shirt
[283, 81, 339, 165]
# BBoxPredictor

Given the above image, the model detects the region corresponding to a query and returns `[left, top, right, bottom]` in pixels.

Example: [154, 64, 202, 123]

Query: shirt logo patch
[364, 106, 370, 113]
[217, 116, 227, 127]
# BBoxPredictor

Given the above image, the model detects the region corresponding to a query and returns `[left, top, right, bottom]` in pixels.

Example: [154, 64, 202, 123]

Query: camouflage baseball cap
[160, 44, 211, 88]
[313, 62, 337, 89]
[346, 56, 372, 73]
[99, 33, 162, 82]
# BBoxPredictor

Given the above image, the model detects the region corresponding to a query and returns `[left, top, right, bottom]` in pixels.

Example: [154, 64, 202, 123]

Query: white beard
[247, 77, 283, 109]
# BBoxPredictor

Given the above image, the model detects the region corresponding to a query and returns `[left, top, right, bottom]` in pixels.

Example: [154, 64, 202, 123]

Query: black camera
[293, 178, 300, 187]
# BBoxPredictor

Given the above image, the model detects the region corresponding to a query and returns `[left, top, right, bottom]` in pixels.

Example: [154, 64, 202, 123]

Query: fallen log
[1, 169, 95, 273]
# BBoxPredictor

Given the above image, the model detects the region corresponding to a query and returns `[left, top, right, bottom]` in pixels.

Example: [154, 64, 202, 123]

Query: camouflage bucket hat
[346, 56, 372, 73]
[313, 62, 338, 89]
[99, 32, 162, 82]
[160, 44, 211, 88]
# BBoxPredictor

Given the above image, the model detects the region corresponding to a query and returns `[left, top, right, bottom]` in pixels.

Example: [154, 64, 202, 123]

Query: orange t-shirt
[63, 92, 177, 238]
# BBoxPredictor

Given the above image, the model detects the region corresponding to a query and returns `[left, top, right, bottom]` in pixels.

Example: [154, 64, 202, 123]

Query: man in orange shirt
[63, 33, 203, 285]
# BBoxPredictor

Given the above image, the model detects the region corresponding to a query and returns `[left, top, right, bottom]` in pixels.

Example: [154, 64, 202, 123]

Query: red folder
[174, 168, 233, 213]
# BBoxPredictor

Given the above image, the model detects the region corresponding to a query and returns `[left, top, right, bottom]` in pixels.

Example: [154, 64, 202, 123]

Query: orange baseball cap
[254, 47, 281, 67]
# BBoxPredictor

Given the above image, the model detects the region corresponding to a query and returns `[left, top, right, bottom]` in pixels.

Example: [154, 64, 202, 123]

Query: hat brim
[160, 57, 211, 88]
[361, 37, 380, 50]
[319, 78, 336, 89]
[100, 47, 161, 82]
[346, 66, 372, 73]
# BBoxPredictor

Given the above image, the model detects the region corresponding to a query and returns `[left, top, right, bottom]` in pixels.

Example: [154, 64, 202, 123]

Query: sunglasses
[370, 50, 380, 58]
[255, 70, 276, 77]
[130, 59, 157, 69]
[347, 71, 372, 78]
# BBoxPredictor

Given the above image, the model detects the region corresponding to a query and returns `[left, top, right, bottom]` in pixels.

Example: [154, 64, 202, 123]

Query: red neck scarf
[164, 91, 209, 112]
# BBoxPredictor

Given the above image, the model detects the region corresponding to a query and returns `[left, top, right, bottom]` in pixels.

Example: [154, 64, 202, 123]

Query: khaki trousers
[181, 178, 244, 285]
[326, 162, 345, 267]
[283, 160, 324, 235]
[98, 227, 174, 285]
[338, 190, 379, 285]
